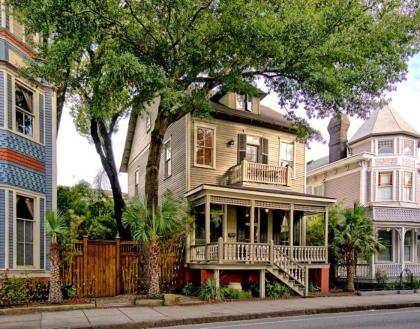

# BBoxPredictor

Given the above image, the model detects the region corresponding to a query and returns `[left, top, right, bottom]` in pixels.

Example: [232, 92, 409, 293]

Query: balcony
[227, 160, 290, 186]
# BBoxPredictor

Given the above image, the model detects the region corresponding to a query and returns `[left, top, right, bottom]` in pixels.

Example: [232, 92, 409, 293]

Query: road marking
[195, 308, 420, 329]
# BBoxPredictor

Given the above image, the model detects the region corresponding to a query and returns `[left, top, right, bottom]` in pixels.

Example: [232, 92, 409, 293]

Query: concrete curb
[73, 301, 420, 329]
[0, 303, 96, 315]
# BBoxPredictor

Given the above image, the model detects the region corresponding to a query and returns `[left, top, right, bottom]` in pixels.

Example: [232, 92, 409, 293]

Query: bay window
[378, 172, 393, 200]
[378, 139, 394, 155]
[15, 84, 34, 137]
[16, 195, 34, 267]
[195, 126, 215, 167]
[403, 171, 413, 201]
[402, 139, 414, 156]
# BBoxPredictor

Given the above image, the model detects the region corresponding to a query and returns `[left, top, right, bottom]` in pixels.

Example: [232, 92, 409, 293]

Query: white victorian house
[307, 106, 420, 280]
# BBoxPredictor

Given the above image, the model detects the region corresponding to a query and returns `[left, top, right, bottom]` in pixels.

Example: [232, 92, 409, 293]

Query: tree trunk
[346, 250, 356, 292]
[147, 241, 161, 297]
[48, 242, 63, 304]
[145, 114, 170, 211]
[90, 118, 129, 239]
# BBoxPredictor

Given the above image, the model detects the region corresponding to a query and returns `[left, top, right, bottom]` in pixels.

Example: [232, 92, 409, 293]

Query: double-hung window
[164, 139, 172, 178]
[15, 84, 34, 137]
[16, 195, 34, 267]
[236, 94, 253, 112]
[378, 139, 394, 155]
[378, 172, 393, 200]
[245, 135, 260, 163]
[195, 126, 214, 167]
[403, 171, 413, 201]
[403, 139, 414, 156]
[378, 230, 393, 262]
[280, 142, 294, 167]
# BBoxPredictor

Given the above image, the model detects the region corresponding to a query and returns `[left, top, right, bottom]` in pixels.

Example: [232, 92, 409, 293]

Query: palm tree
[46, 210, 67, 303]
[122, 192, 191, 297]
[331, 203, 383, 292]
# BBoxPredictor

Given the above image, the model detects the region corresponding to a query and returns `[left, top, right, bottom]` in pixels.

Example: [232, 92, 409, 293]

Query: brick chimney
[327, 113, 350, 163]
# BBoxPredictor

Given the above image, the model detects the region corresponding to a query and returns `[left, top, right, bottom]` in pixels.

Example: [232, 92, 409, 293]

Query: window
[245, 135, 260, 162]
[378, 230, 393, 262]
[280, 142, 294, 167]
[403, 139, 414, 156]
[15, 84, 34, 137]
[146, 113, 151, 132]
[236, 94, 253, 112]
[378, 172, 393, 200]
[16, 195, 34, 267]
[378, 139, 394, 154]
[134, 170, 139, 196]
[403, 171, 413, 201]
[404, 231, 412, 262]
[195, 126, 214, 167]
[313, 185, 323, 196]
[164, 139, 172, 178]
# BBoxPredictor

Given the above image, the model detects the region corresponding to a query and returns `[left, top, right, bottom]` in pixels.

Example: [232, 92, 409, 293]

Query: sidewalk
[3, 293, 420, 329]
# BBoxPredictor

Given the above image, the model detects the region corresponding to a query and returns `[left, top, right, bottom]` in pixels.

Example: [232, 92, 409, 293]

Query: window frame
[134, 169, 139, 196]
[15, 193, 39, 269]
[402, 171, 414, 202]
[236, 94, 253, 112]
[377, 139, 394, 155]
[194, 122, 216, 169]
[245, 135, 260, 163]
[402, 138, 415, 156]
[14, 82, 36, 139]
[377, 171, 393, 201]
[164, 137, 172, 178]
[377, 229, 394, 263]
[279, 140, 296, 178]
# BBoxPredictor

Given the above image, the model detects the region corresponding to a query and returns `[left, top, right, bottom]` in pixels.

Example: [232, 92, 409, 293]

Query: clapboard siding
[0, 71, 4, 128]
[189, 117, 305, 193]
[351, 140, 372, 155]
[0, 189, 5, 269]
[324, 171, 361, 208]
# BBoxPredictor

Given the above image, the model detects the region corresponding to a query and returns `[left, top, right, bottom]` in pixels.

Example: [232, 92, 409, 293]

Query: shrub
[182, 282, 200, 297]
[309, 282, 320, 292]
[61, 284, 77, 299]
[266, 282, 291, 298]
[199, 279, 219, 301]
[220, 288, 252, 299]
[375, 269, 388, 289]
[0, 274, 49, 307]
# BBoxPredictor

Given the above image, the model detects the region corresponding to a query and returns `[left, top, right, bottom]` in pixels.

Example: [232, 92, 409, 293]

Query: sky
[57, 54, 420, 193]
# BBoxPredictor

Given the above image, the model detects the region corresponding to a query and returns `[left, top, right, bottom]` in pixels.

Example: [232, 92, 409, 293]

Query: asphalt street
[161, 307, 420, 329]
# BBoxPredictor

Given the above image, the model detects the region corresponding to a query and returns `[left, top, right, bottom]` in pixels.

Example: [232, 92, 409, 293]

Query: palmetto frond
[46, 210, 67, 244]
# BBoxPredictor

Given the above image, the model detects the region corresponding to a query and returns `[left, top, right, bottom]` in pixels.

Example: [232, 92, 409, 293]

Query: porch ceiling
[185, 184, 335, 209]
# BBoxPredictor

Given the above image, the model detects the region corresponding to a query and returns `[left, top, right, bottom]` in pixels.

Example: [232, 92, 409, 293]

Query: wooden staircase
[267, 247, 308, 296]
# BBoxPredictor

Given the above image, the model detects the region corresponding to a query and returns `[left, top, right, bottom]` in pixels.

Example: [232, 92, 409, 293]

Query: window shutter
[260, 137, 268, 164]
[238, 134, 247, 163]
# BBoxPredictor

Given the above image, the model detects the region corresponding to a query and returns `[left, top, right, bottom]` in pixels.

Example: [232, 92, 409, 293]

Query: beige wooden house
[121, 91, 335, 296]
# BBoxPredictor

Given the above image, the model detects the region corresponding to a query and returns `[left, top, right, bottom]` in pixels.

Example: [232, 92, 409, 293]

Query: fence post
[83, 235, 88, 297]
[115, 235, 121, 294]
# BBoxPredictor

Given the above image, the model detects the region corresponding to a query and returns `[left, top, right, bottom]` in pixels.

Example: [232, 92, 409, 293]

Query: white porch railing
[227, 160, 290, 186]
[336, 263, 420, 280]
[405, 263, 420, 276]
[337, 264, 372, 279]
[376, 263, 403, 278]
[190, 240, 327, 264]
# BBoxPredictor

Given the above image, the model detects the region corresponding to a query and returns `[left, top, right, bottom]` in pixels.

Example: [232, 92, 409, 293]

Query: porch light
[246, 213, 249, 218]
[265, 208, 269, 213]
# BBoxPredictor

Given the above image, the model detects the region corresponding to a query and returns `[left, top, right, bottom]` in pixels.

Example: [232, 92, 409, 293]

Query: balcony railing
[227, 160, 290, 186]
[189, 240, 327, 264]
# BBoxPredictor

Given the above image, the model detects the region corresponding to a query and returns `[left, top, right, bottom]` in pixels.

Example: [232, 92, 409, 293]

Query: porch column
[400, 227, 406, 271]
[250, 200, 255, 244]
[223, 204, 228, 242]
[205, 195, 211, 244]
[259, 269, 266, 298]
[301, 216, 307, 246]
[214, 270, 220, 289]
[289, 204, 294, 247]
[324, 207, 329, 264]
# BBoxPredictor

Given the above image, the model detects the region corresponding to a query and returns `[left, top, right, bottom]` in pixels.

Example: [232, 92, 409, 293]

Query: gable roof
[120, 101, 298, 173]
[349, 106, 420, 144]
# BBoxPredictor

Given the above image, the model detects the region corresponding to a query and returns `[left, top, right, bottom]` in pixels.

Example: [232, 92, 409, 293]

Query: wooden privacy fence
[60, 237, 184, 297]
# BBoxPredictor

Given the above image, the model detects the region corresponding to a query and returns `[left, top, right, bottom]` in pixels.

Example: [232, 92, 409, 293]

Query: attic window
[236, 94, 253, 112]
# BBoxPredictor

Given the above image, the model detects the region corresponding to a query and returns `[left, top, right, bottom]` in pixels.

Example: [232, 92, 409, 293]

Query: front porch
[185, 185, 335, 296]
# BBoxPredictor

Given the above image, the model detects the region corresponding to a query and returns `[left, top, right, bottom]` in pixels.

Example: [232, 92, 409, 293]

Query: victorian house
[307, 107, 420, 280]
[121, 91, 335, 297]
[0, 7, 56, 276]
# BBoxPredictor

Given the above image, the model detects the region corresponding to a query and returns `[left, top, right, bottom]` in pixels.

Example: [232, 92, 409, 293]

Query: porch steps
[267, 268, 305, 296]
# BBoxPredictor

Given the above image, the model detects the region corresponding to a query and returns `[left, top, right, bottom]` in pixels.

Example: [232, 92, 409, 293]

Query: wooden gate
[61, 236, 184, 298]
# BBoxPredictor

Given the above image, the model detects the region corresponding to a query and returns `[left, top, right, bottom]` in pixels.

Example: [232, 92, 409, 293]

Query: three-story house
[121, 91, 335, 296]
[307, 106, 420, 281]
[0, 5, 57, 277]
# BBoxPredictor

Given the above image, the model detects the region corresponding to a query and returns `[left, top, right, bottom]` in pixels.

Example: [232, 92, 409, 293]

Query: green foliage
[265, 282, 292, 298]
[306, 214, 325, 246]
[309, 282, 320, 292]
[122, 191, 192, 244]
[60, 284, 77, 299]
[181, 282, 200, 297]
[46, 210, 66, 244]
[375, 269, 389, 289]
[0, 273, 49, 307]
[219, 288, 252, 300]
[58, 181, 117, 241]
[199, 279, 219, 301]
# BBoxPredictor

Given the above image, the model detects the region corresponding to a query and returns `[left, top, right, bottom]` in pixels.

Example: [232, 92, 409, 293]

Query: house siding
[189, 117, 305, 193]
[324, 171, 361, 208]
[0, 189, 5, 269]
[351, 140, 371, 155]
[0, 71, 4, 128]
[8, 190, 13, 269]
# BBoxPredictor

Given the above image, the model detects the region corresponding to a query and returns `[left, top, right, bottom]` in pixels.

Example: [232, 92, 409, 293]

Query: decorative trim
[294, 204, 326, 213]
[0, 71, 3, 128]
[0, 148, 45, 172]
[39, 94, 44, 144]
[210, 196, 251, 207]
[0, 162, 45, 193]
[255, 201, 290, 210]
[0, 129, 45, 161]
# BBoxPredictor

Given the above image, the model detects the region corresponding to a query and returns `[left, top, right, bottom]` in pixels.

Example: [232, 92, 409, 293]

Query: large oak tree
[12, 0, 419, 235]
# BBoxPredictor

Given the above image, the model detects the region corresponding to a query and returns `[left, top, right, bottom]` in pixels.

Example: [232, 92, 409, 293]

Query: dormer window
[378, 139, 394, 155]
[236, 94, 253, 112]
[403, 139, 414, 156]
